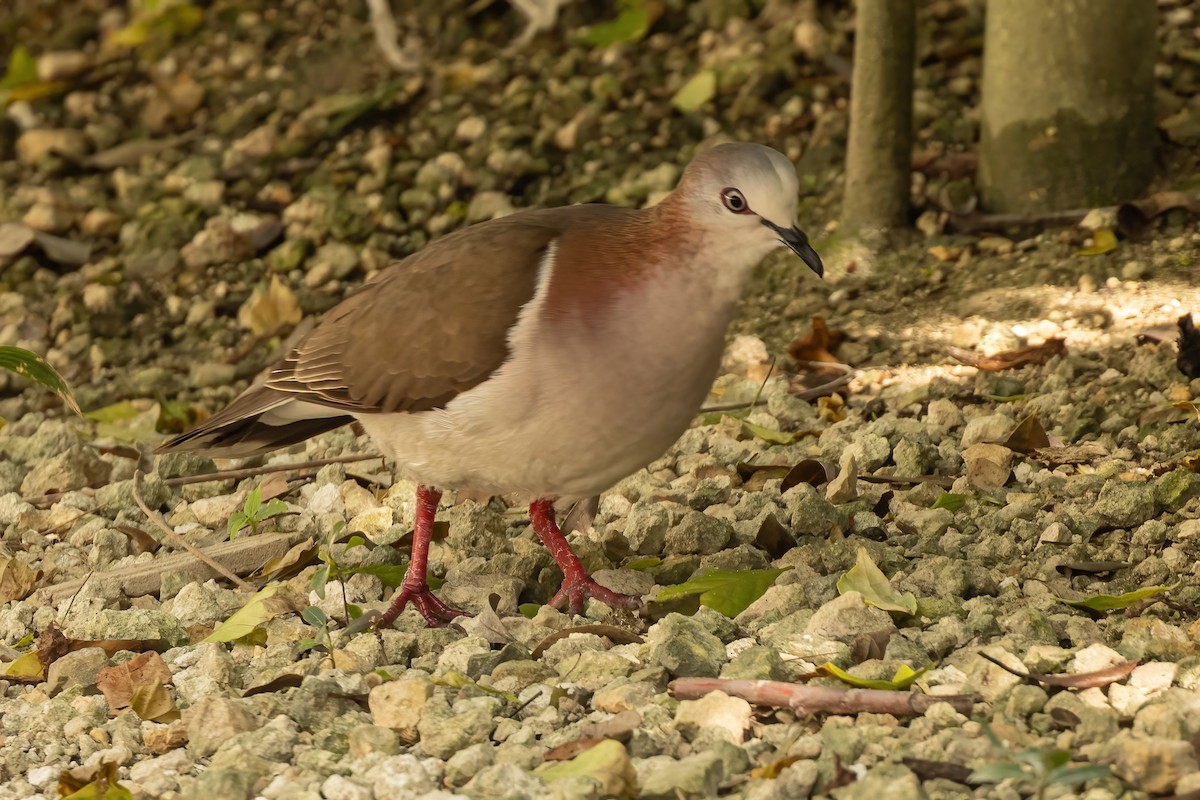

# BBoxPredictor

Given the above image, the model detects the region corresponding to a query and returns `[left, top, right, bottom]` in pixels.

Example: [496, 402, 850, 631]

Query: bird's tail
[156, 384, 353, 458]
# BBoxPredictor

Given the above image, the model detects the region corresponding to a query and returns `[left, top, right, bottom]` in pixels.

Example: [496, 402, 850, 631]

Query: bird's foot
[375, 581, 469, 628]
[547, 575, 641, 617]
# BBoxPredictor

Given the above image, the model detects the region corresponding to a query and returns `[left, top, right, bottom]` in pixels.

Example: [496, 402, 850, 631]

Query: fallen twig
[22, 454, 386, 507]
[132, 469, 254, 592]
[366, 0, 419, 71]
[669, 677, 974, 716]
[699, 362, 856, 413]
[859, 473, 956, 488]
[161, 454, 384, 487]
[978, 652, 1138, 690]
[35, 531, 309, 603]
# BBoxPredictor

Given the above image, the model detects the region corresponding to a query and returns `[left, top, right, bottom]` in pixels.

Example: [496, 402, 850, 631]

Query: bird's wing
[264, 211, 566, 413]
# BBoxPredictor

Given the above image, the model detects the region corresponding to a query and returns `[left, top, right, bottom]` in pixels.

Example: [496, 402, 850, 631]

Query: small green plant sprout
[297, 605, 333, 655]
[970, 723, 1112, 799]
[227, 486, 288, 540]
[0, 346, 80, 415]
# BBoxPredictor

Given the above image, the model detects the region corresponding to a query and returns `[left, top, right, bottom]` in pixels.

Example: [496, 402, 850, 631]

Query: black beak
[765, 220, 823, 278]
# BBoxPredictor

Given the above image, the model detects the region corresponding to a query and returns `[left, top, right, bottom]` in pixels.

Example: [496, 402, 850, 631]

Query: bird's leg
[375, 484, 467, 628]
[529, 499, 641, 615]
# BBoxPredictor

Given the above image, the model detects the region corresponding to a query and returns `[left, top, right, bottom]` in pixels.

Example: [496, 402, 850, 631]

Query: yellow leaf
[201, 583, 288, 643]
[1078, 228, 1117, 256]
[4, 650, 44, 679]
[671, 70, 716, 112]
[239, 275, 301, 337]
[816, 662, 930, 690]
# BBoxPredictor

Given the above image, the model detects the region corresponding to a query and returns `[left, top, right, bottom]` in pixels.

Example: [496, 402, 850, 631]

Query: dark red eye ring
[721, 187, 753, 214]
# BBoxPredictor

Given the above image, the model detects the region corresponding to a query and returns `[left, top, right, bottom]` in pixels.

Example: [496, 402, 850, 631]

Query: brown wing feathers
[159, 211, 566, 456]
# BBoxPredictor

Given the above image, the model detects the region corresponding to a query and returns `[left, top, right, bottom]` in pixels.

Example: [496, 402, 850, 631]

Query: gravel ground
[2, 1, 1200, 798]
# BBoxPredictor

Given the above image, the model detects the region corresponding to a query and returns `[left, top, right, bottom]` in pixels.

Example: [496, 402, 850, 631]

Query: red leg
[529, 499, 641, 615]
[375, 485, 468, 628]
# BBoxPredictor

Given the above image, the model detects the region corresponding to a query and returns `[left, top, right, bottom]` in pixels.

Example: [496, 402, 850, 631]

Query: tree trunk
[841, 0, 917, 233]
[978, 0, 1157, 213]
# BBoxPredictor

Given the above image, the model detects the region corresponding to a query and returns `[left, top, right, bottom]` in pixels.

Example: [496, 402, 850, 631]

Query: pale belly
[358, 288, 736, 500]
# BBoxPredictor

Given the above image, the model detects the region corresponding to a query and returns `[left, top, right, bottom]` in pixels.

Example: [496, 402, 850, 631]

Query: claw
[547, 576, 641, 616]
[530, 498, 641, 616]
[375, 582, 469, 628]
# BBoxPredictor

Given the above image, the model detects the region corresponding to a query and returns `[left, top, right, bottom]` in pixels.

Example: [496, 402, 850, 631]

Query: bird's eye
[721, 187, 750, 214]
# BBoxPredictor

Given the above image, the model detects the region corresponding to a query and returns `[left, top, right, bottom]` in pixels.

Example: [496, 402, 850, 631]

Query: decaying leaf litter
[1, 0, 1200, 798]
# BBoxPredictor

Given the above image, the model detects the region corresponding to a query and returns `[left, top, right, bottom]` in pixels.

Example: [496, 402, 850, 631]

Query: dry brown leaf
[1004, 414, 1050, 454]
[131, 681, 180, 722]
[752, 754, 806, 780]
[817, 394, 846, 422]
[113, 524, 159, 555]
[781, 460, 829, 491]
[239, 275, 301, 337]
[258, 473, 290, 502]
[788, 316, 846, 365]
[753, 514, 797, 558]
[530, 624, 644, 660]
[1031, 443, 1108, 465]
[544, 710, 643, 762]
[0, 558, 39, 602]
[255, 537, 317, 581]
[96, 651, 174, 718]
[949, 337, 1066, 371]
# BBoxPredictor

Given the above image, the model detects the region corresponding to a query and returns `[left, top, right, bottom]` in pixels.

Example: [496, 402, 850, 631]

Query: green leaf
[816, 662, 930, 690]
[301, 605, 328, 628]
[671, 70, 716, 112]
[0, 346, 81, 414]
[624, 556, 661, 571]
[1056, 583, 1175, 613]
[535, 739, 633, 796]
[582, 0, 649, 46]
[655, 567, 789, 617]
[227, 512, 249, 540]
[84, 400, 141, 423]
[836, 547, 918, 615]
[518, 603, 541, 619]
[931, 493, 966, 511]
[310, 563, 330, 599]
[740, 419, 797, 445]
[201, 583, 286, 643]
[15, 631, 34, 648]
[260, 498, 288, 519]
[297, 637, 320, 653]
[0, 46, 38, 90]
[1047, 762, 1112, 785]
[346, 603, 363, 620]
[344, 535, 367, 550]
[243, 487, 262, 518]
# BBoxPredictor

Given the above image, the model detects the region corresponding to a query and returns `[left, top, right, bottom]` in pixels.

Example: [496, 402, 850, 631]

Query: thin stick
[366, 0, 418, 71]
[859, 474, 956, 488]
[21, 454, 385, 506]
[162, 454, 384, 487]
[699, 362, 857, 413]
[131, 469, 254, 592]
[670, 677, 974, 716]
